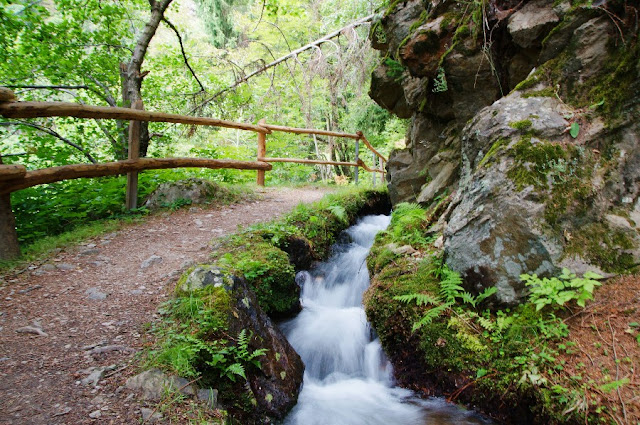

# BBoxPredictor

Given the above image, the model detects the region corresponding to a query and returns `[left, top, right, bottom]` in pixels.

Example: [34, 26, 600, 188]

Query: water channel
[281, 215, 493, 425]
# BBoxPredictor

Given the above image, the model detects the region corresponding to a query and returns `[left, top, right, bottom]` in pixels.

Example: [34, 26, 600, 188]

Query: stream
[281, 215, 492, 425]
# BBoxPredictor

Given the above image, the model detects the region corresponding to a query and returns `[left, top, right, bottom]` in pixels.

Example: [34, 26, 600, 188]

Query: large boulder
[444, 89, 640, 305]
[144, 178, 232, 209]
[371, 0, 640, 304]
[227, 275, 305, 419]
[177, 265, 305, 419]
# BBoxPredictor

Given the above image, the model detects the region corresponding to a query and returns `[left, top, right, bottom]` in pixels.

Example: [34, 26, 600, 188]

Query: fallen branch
[193, 14, 374, 110]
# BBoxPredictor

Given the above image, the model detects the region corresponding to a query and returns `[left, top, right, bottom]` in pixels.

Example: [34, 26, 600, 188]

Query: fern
[394, 293, 440, 306]
[439, 266, 465, 303]
[476, 286, 497, 304]
[412, 303, 452, 331]
[326, 205, 348, 224]
[225, 363, 246, 381]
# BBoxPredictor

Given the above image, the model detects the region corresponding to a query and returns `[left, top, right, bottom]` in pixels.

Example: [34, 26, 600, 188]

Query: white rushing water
[282, 215, 491, 425]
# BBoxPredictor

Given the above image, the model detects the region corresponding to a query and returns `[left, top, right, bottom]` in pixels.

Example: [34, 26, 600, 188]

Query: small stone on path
[86, 287, 108, 300]
[15, 325, 48, 337]
[79, 248, 100, 256]
[140, 255, 163, 269]
[140, 407, 162, 423]
[89, 409, 102, 419]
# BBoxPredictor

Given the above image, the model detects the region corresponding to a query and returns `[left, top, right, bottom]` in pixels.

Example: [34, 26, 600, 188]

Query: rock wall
[370, 0, 640, 303]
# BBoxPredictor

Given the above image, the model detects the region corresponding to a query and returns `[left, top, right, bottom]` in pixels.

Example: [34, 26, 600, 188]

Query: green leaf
[597, 378, 629, 393]
[569, 122, 580, 138]
[476, 368, 488, 379]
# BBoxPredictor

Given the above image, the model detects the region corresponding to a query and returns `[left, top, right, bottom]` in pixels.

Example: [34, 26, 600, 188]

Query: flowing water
[281, 215, 492, 425]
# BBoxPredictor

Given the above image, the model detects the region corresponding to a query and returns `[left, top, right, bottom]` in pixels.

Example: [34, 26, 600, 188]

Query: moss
[514, 73, 543, 91]
[522, 87, 557, 98]
[565, 223, 637, 274]
[477, 137, 510, 168]
[507, 138, 568, 191]
[218, 240, 297, 316]
[509, 119, 533, 131]
[542, 147, 596, 228]
[566, 39, 640, 120]
[383, 57, 406, 82]
[383, 0, 404, 17]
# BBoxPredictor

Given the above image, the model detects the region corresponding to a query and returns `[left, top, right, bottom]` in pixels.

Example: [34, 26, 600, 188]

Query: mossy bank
[364, 202, 639, 424]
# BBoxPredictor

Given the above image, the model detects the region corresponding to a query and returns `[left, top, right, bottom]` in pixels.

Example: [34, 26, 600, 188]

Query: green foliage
[569, 122, 580, 139]
[150, 284, 266, 387]
[521, 269, 603, 310]
[432, 67, 448, 93]
[394, 265, 498, 331]
[384, 57, 406, 82]
[326, 204, 348, 224]
[388, 203, 432, 247]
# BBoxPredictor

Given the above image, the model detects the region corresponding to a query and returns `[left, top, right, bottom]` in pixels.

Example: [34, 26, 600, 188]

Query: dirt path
[0, 186, 333, 424]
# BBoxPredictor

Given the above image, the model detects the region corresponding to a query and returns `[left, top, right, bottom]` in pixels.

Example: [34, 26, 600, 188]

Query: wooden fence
[0, 87, 386, 259]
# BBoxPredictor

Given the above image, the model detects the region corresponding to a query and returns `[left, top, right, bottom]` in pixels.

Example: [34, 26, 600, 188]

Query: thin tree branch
[190, 14, 374, 113]
[85, 76, 118, 107]
[251, 0, 266, 33]
[5, 85, 91, 90]
[162, 17, 207, 93]
[0, 120, 97, 163]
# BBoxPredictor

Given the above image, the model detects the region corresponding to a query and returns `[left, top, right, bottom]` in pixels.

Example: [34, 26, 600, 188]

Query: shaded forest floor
[0, 186, 332, 424]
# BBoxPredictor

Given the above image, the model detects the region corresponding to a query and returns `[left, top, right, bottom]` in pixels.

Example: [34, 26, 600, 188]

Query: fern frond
[326, 205, 348, 224]
[476, 287, 497, 303]
[439, 267, 464, 303]
[226, 363, 246, 381]
[458, 291, 477, 307]
[393, 293, 440, 306]
[411, 303, 451, 331]
[477, 316, 496, 332]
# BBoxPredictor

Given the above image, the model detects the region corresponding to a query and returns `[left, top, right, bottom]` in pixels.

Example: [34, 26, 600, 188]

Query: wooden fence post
[0, 155, 21, 260]
[126, 99, 143, 210]
[257, 119, 266, 186]
[372, 152, 377, 187]
[354, 138, 359, 185]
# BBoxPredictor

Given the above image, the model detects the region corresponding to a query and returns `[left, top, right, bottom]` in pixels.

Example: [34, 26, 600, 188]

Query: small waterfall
[282, 215, 491, 425]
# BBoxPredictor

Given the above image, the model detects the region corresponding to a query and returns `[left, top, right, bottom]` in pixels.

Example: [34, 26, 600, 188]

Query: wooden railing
[0, 87, 387, 259]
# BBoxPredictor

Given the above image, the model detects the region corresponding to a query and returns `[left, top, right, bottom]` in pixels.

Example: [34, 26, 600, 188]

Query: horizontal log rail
[0, 164, 27, 181]
[259, 156, 384, 173]
[0, 86, 387, 190]
[262, 123, 360, 140]
[0, 100, 270, 133]
[0, 158, 271, 194]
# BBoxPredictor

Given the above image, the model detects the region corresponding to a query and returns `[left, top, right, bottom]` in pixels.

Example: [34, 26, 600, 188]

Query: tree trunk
[0, 157, 20, 260]
[122, 0, 174, 158]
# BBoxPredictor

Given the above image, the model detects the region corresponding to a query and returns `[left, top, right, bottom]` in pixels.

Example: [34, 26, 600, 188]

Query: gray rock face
[507, 0, 559, 48]
[144, 178, 227, 210]
[444, 89, 639, 304]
